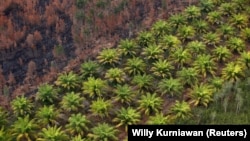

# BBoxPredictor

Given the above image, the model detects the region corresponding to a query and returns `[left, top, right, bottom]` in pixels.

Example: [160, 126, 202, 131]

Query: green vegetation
[2, 0, 250, 140]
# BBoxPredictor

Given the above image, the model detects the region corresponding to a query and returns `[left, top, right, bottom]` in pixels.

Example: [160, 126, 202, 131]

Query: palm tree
[188, 83, 214, 107]
[141, 44, 164, 61]
[132, 74, 154, 93]
[97, 48, 120, 67]
[90, 98, 111, 118]
[170, 48, 192, 68]
[151, 20, 171, 39]
[125, 57, 146, 76]
[176, 67, 199, 87]
[212, 45, 232, 63]
[202, 32, 220, 47]
[161, 35, 181, 51]
[186, 40, 206, 57]
[147, 112, 170, 125]
[206, 11, 222, 25]
[82, 77, 107, 98]
[55, 71, 80, 91]
[238, 51, 250, 69]
[193, 54, 216, 78]
[209, 77, 224, 92]
[157, 78, 183, 98]
[230, 14, 248, 29]
[104, 68, 126, 84]
[0, 127, 11, 141]
[199, 0, 215, 13]
[217, 24, 235, 40]
[113, 107, 140, 132]
[118, 39, 138, 57]
[218, 2, 236, 16]
[88, 123, 118, 141]
[36, 83, 58, 105]
[137, 31, 154, 47]
[11, 95, 33, 117]
[66, 113, 90, 136]
[60, 91, 84, 112]
[11, 115, 37, 141]
[37, 126, 68, 141]
[240, 27, 250, 41]
[232, 0, 247, 11]
[184, 5, 201, 21]
[227, 37, 246, 53]
[35, 105, 60, 126]
[168, 13, 186, 29]
[137, 92, 163, 115]
[170, 100, 192, 121]
[177, 25, 196, 42]
[113, 84, 135, 104]
[150, 59, 174, 78]
[221, 62, 245, 83]
[193, 20, 209, 33]
[80, 60, 100, 79]
[0, 107, 7, 126]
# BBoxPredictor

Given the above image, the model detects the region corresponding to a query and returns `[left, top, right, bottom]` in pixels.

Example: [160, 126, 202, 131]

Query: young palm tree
[55, 71, 80, 91]
[150, 59, 174, 78]
[177, 25, 196, 42]
[176, 67, 199, 87]
[36, 83, 58, 105]
[157, 78, 183, 98]
[141, 44, 164, 61]
[151, 20, 171, 39]
[35, 105, 60, 126]
[118, 39, 138, 57]
[0, 107, 7, 127]
[170, 48, 192, 68]
[137, 92, 163, 115]
[60, 91, 84, 112]
[202, 32, 220, 47]
[186, 40, 206, 57]
[113, 107, 140, 132]
[227, 37, 246, 53]
[188, 83, 215, 107]
[209, 77, 224, 92]
[212, 45, 232, 63]
[147, 112, 170, 125]
[65, 113, 90, 136]
[206, 11, 222, 25]
[11, 115, 38, 141]
[240, 27, 250, 41]
[238, 51, 250, 69]
[113, 84, 135, 104]
[193, 54, 217, 78]
[137, 31, 154, 47]
[168, 13, 186, 29]
[37, 126, 69, 141]
[230, 14, 248, 29]
[80, 60, 100, 79]
[11, 95, 33, 117]
[161, 35, 181, 51]
[170, 100, 192, 121]
[82, 77, 107, 98]
[0, 127, 11, 141]
[90, 98, 111, 118]
[96, 48, 120, 67]
[199, 0, 215, 13]
[217, 24, 235, 40]
[218, 2, 236, 16]
[193, 20, 209, 33]
[88, 123, 118, 141]
[132, 74, 154, 93]
[104, 68, 126, 84]
[221, 62, 245, 83]
[184, 5, 201, 21]
[125, 57, 146, 76]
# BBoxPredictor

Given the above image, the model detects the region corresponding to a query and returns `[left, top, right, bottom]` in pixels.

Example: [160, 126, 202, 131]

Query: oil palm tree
[184, 5, 201, 21]
[0, 107, 7, 127]
[157, 78, 183, 98]
[230, 14, 248, 29]
[176, 67, 199, 87]
[168, 13, 186, 29]
[104, 68, 126, 84]
[97, 48, 120, 67]
[35, 105, 60, 126]
[125, 57, 146, 76]
[218, 2, 236, 16]
[209, 77, 224, 92]
[199, 0, 215, 13]
[0, 127, 11, 141]
[11, 95, 33, 117]
[150, 59, 174, 78]
[193, 20, 209, 33]
[188, 83, 215, 107]
[88, 123, 118, 141]
[141, 44, 164, 61]
[186, 40, 206, 57]
[170, 48, 192, 68]
[240, 27, 250, 41]
[137, 92, 163, 115]
[55, 71, 80, 91]
[227, 37, 246, 53]
[206, 11, 222, 25]
[202, 32, 220, 47]
[113, 84, 135, 105]
[147, 112, 170, 125]
[65, 113, 90, 136]
[193, 54, 216, 78]
[11, 115, 37, 141]
[221, 62, 245, 83]
[60, 91, 84, 112]
[238, 51, 250, 69]
[151, 20, 171, 39]
[36, 83, 58, 105]
[212, 45, 232, 63]
[132, 74, 154, 93]
[217, 24, 235, 40]
[113, 107, 140, 132]
[170, 100, 192, 121]
[118, 39, 138, 57]
[80, 60, 100, 79]
[37, 126, 68, 141]
[137, 31, 154, 47]
[82, 77, 107, 98]
[90, 98, 111, 118]
[161, 35, 181, 51]
[177, 25, 196, 42]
